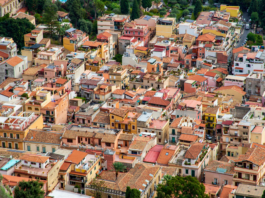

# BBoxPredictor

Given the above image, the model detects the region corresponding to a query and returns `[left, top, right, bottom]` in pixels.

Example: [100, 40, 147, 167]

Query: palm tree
[113, 162, 126, 180]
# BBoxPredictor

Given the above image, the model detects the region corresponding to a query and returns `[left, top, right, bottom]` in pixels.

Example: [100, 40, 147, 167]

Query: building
[156, 17, 176, 37]
[245, 72, 265, 96]
[0, 0, 22, 17]
[220, 5, 240, 18]
[97, 14, 130, 34]
[108, 65, 129, 89]
[178, 22, 199, 37]
[12, 12, 36, 25]
[234, 184, 265, 198]
[85, 163, 161, 198]
[97, 31, 116, 59]
[24, 29, 43, 47]
[0, 56, 28, 83]
[24, 129, 62, 153]
[204, 106, 219, 136]
[63, 28, 89, 52]
[213, 86, 246, 102]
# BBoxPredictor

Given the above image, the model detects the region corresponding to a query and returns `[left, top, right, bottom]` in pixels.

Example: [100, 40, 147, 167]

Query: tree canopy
[156, 175, 209, 198]
[69, 0, 83, 27]
[0, 18, 35, 50]
[142, 0, 152, 9]
[121, 0, 130, 14]
[131, 0, 140, 20]
[14, 180, 44, 198]
[125, 187, 141, 198]
[43, 0, 59, 37]
[193, 0, 202, 19]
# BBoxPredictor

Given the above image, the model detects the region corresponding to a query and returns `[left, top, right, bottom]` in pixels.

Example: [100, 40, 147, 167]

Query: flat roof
[48, 189, 92, 198]
[225, 75, 246, 80]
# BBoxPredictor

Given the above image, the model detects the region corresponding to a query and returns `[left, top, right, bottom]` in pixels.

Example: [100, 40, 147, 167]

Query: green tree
[37, 0, 47, 14]
[43, 0, 59, 38]
[183, 9, 189, 16]
[34, 13, 43, 24]
[69, 0, 83, 27]
[0, 18, 35, 50]
[209, 0, 214, 6]
[251, 12, 259, 32]
[125, 187, 141, 198]
[142, 0, 152, 9]
[92, 0, 105, 19]
[126, 187, 131, 198]
[57, 23, 70, 44]
[113, 162, 126, 180]
[156, 175, 209, 198]
[159, 7, 167, 16]
[262, 189, 265, 198]
[0, 185, 12, 198]
[121, 0, 130, 14]
[256, 34, 263, 45]
[131, 0, 140, 20]
[14, 180, 44, 198]
[247, 32, 256, 42]
[78, 19, 93, 34]
[25, 0, 38, 13]
[249, 0, 258, 15]
[154, 0, 160, 9]
[193, 0, 202, 18]
[113, 54, 122, 63]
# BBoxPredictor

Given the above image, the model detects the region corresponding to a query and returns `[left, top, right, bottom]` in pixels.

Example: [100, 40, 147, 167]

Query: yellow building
[213, 86, 246, 102]
[202, 28, 227, 38]
[25, 90, 51, 114]
[156, 17, 176, 37]
[109, 65, 130, 89]
[134, 46, 149, 57]
[24, 29, 43, 47]
[85, 56, 103, 71]
[110, 108, 138, 134]
[176, 33, 196, 48]
[251, 126, 265, 145]
[0, 113, 43, 150]
[63, 29, 88, 52]
[220, 5, 240, 18]
[204, 106, 219, 136]
[82, 41, 109, 61]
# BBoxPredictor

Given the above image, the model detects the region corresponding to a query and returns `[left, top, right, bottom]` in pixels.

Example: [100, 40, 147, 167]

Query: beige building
[109, 65, 129, 89]
[0, 0, 21, 17]
[12, 12, 36, 25]
[85, 163, 161, 198]
[24, 29, 44, 47]
[24, 130, 62, 153]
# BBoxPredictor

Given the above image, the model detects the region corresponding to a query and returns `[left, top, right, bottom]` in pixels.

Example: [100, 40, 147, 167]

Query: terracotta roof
[170, 117, 182, 128]
[204, 160, 235, 174]
[57, 11, 68, 18]
[0, 51, 9, 58]
[0, 90, 13, 97]
[20, 154, 49, 163]
[6, 56, 23, 67]
[129, 136, 151, 151]
[97, 32, 112, 39]
[216, 77, 223, 82]
[55, 78, 67, 85]
[119, 133, 134, 141]
[93, 111, 110, 124]
[24, 130, 62, 145]
[125, 91, 136, 98]
[60, 162, 71, 171]
[188, 75, 207, 83]
[135, 46, 148, 51]
[205, 71, 217, 77]
[148, 97, 170, 107]
[110, 108, 128, 117]
[12, 12, 35, 21]
[204, 184, 220, 195]
[2, 175, 45, 187]
[66, 150, 87, 164]
[205, 106, 219, 114]
[83, 41, 103, 47]
[143, 145, 164, 163]
[214, 86, 246, 96]
[23, 66, 44, 76]
[157, 145, 177, 165]
[144, 91, 156, 97]
[196, 33, 215, 41]
[234, 146, 265, 166]
[232, 46, 250, 54]
[220, 185, 237, 198]
[197, 68, 209, 75]
[184, 143, 205, 159]
[112, 89, 125, 95]
[179, 134, 198, 143]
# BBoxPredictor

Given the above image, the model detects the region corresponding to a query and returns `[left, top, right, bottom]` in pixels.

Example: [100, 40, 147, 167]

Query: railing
[149, 191, 155, 198]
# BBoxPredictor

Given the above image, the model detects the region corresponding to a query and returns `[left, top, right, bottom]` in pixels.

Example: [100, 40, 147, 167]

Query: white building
[178, 22, 199, 37]
[233, 52, 265, 75]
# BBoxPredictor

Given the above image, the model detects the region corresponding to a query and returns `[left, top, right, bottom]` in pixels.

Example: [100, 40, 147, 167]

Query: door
[238, 172, 242, 178]
[2, 142, 5, 148]
[191, 170, 195, 177]
[98, 139, 101, 146]
[15, 144, 18, 149]
[8, 143, 12, 149]
[42, 147, 46, 153]
[172, 137, 176, 143]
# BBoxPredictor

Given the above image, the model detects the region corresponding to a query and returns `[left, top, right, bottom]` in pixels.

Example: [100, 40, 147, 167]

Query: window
[8, 143, 11, 148]
[5, 70, 8, 75]
[159, 138, 161, 143]
[42, 147, 46, 153]
[15, 143, 18, 149]
[132, 125, 135, 130]
[27, 145, 31, 151]
[52, 148, 56, 153]
[112, 122, 114, 127]
[10, 133, 13, 138]
[67, 139, 73, 143]
[35, 108, 39, 111]
[185, 169, 189, 174]
[37, 146, 39, 152]
[224, 180, 228, 185]
[31, 162, 36, 165]
[166, 152, 169, 156]
[106, 143, 111, 147]
[16, 134, 19, 139]
[172, 129, 175, 135]
[94, 166, 96, 170]
[159, 132, 161, 135]
[3, 133, 6, 138]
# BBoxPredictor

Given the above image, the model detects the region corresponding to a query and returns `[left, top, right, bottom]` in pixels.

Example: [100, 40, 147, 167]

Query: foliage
[78, 19, 93, 34]
[249, 0, 258, 15]
[251, 12, 259, 24]
[131, 0, 140, 20]
[0, 185, 12, 198]
[92, 20, 98, 34]
[14, 180, 44, 198]
[57, 23, 71, 44]
[187, 7, 194, 13]
[262, 189, 265, 198]
[121, 0, 130, 14]
[92, 0, 105, 19]
[113, 162, 126, 173]
[21, 93, 29, 99]
[156, 175, 209, 198]
[90, 178, 106, 198]
[0, 18, 35, 50]
[193, 0, 202, 19]
[256, 35, 263, 45]
[34, 13, 43, 24]
[142, 0, 152, 9]
[113, 54, 122, 63]
[43, 0, 59, 38]
[25, 0, 38, 13]
[125, 187, 141, 198]
[69, 0, 83, 27]
[182, 9, 189, 16]
[159, 7, 167, 16]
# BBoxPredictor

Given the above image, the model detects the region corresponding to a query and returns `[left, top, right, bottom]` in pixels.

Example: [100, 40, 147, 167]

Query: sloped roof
[184, 143, 204, 159]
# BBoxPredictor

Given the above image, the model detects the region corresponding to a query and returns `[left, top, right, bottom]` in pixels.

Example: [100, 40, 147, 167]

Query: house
[204, 160, 235, 186]
[178, 22, 199, 37]
[0, 56, 28, 83]
[196, 33, 215, 45]
[24, 129, 62, 153]
[204, 71, 219, 88]
[178, 134, 198, 146]
[57, 11, 69, 21]
[63, 28, 89, 52]
[182, 143, 211, 180]
[24, 29, 43, 47]
[22, 65, 46, 81]
[12, 12, 35, 25]
[176, 33, 196, 48]
[82, 41, 109, 62]
[35, 47, 64, 66]
[97, 31, 116, 58]
[196, 12, 212, 27]
[232, 46, 250, 61]
[204, 106, 219, 136]
[157, 144, 179, 165]
[156, 17, 176, 37]
[0, 0, 22, 17]
[219, 185, 237, 198]
[220, 5, 240, 18]
[97, 14, 130, 34]
[134, 15, 158, 37]
[0, 38, 17, 61]
[109, 65, 129, 89]
[213, 86, 246, 102]
[143, 145, 164, 164]
[188, 75, 208, 91]
[147, 97, 171, 109]
[234, 184, 265, 197]
[85, 163, 161, 198]
[14, 154, 62, 192]
[223, 75, 245, 88]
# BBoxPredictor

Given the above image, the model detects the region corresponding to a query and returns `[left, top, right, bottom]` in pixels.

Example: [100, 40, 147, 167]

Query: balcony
[69, 176, 87, 183]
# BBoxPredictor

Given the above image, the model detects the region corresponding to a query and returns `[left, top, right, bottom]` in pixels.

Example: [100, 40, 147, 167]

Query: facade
[0, 0, 21, 17]
[24, 29, 43, 47]
[63, 28, 89, 52]
[156, 18, 176, 37]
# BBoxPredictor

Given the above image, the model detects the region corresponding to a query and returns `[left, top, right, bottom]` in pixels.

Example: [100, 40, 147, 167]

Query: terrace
[15, 162, 54, 178]
[0, 112, 39, 131]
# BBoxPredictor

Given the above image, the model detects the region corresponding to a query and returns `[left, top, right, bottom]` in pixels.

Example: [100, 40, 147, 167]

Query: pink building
[123, 22, 150, 46]
[204, 160, 235, 186]
[204, 71, 219, 88]
[223, 75, 246, 88]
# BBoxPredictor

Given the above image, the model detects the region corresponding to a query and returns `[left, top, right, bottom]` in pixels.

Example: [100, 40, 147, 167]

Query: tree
[125, 187, 141, 198]
[113, 162, 126, 180]
[159, 7, 167, 16]
[37, 0, 47, 14]
[92, 20, 98, 34]
[89, 178, 106, 198]
[0, 185, 12, 198]
[193, 0, 202, 18]
[78, 19, 93, 34]
[256, 34, 263, 45]
[131, 0, 140, 20]
[57, 23, 70, 44]
[182, 9, 189, 16]
[249, 0, 258, 15]
[69, 0, 83, 27]
[262, 189, 265, 198]
[113, 54, 122, 63]
[251, 12, 259, 32]
[25, 0, 38, 13]
[209, 0, 214, 6]
[43, 0, 59, 38]
[156, 175, 209, 198]
[92, 0, 105, 19]
[247, 32, 256, 42]
[121, 0, 130, 14]
[0, 18, 35, 50]
[14, 180, 44, 198]
[154, 0, 160, 9]
[142, 0, 152, 9]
